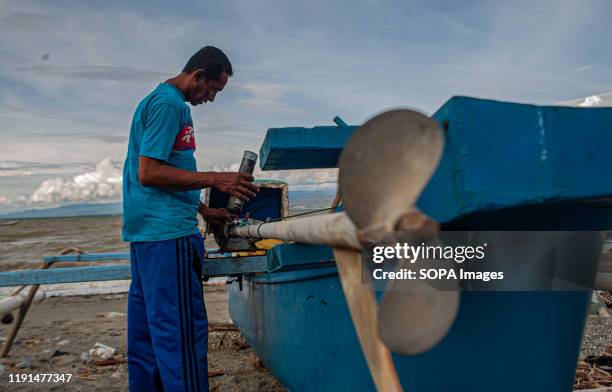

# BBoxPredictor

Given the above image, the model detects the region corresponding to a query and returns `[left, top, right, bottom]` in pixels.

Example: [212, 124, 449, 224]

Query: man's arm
[139, 156, 257, 201]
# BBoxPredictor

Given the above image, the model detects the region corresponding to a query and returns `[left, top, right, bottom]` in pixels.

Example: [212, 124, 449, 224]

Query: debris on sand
[80, 351, 92, 363]
[75, 366, 99, 381]
[209, 322, 239, 332]
[593, 291, 612, 317]
[1, 313, 13, 324]
[599, 291, 612, 308]
[575, 345, 612, 389]
[93, 357, 127, 366]
[89, 342, 116, 360]
[208, 330, 249, 351]
[105, 311, 126, 318]
[42, 349, 68, 359]
[15, 358, 32, 369]
[250, 352, 267, 370]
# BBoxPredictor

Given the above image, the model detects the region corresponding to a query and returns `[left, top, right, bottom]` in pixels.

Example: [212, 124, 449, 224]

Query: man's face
[188, 70, 229, 106]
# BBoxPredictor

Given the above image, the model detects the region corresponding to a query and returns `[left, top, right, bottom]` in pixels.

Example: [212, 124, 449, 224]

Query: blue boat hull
[228, 263, 592, 391]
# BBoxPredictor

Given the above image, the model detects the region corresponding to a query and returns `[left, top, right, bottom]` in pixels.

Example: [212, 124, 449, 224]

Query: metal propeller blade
[338, 109, 460, 355]
[339, 109, 443, 234]
[377, 261, 460, 355]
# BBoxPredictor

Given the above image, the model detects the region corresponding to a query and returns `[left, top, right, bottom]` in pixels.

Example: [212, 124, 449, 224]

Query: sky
[1, 0, 611, 213]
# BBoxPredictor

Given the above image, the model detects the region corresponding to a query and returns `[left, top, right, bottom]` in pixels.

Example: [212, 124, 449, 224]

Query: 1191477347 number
[8, 373, 72, 383]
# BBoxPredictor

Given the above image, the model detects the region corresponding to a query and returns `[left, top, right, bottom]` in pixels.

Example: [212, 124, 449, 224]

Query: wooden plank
[0, 256, 270, 287]
[204, 256, 268, 276]
[419, 96, 612, 223]
[0, 265, 131, 287]
[259, 125, 357, 170]
[44, 252, 130, 263]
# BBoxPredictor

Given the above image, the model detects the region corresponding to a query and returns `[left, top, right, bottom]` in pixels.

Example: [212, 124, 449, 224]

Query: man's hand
[213, 172, 258, 201]
[198, 206, 236, 227]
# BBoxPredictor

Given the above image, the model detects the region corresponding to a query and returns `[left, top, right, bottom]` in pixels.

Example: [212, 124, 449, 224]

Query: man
[122, 46, 257, 392]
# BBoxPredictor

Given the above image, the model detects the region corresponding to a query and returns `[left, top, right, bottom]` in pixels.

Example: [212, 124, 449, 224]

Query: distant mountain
[288, 188, 337, 209]
[0, 202, 122, 219]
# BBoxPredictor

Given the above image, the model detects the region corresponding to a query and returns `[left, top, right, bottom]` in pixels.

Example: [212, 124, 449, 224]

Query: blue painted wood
[204, 256, 268, 276]
[259, 125, 357, 170]
[0, 265, 131, 286]
[418, 96, 612, 222]
[332, 116, 348, 128]
[44, 253, 130, 263]
[43, 251, 259, 263]
[267, 243, 334, 271]
[0, 256, 269, 287]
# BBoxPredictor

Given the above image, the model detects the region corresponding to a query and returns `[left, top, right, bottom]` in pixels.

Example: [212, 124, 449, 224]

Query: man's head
[181, 46, 233, 106]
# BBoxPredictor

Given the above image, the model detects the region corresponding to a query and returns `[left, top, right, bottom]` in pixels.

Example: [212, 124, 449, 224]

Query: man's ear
[194, 68, 205, 81]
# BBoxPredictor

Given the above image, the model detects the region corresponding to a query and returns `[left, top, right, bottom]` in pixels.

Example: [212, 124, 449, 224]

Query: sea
[0, 205, 328, 268]
[0, 215, 127, 272]
[0, 208, 330, 296]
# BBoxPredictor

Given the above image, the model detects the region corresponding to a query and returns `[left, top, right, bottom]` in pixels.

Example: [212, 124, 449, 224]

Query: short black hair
[182, 46, 233, 81]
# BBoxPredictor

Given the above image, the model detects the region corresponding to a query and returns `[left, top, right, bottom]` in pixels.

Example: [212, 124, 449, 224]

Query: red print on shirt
[173, 125, 196, 150]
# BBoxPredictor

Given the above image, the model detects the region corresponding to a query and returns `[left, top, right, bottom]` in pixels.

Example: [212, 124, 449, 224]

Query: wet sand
[0, 285, 286, 391]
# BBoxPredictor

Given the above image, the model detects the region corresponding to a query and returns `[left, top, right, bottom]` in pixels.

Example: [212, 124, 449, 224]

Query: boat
[0, 220, 19, 226]
[213, 96, 612, 391]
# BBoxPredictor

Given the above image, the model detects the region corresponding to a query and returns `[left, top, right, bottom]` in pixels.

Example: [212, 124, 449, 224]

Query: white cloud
[578, 95, 603, 107]
[4, 158, 336, 210]
[28, 158, 122, 205]
[557, 92, 612, 107]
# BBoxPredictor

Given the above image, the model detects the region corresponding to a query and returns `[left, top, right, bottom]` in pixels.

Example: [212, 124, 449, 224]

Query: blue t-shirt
[122, 83, 201, 242]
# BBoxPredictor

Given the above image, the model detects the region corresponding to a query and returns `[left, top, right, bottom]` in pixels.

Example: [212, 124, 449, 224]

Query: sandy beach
[0, 285, 286, 391]
[0, 284, 611, 390]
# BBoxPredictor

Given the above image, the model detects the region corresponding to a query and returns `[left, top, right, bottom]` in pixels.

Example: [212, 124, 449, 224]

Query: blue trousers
[128, 233, 208, 392]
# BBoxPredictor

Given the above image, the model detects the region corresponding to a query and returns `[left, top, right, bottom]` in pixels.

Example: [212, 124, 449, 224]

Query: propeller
[338, 109, 460, 355]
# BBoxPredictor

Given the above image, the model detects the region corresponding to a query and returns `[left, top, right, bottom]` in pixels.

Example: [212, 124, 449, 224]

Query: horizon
[0, 186, 338, 218]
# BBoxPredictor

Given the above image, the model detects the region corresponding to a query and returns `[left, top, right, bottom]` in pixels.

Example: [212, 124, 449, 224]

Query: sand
[0, 286, 286, 391]
[0, 285, 610, 391]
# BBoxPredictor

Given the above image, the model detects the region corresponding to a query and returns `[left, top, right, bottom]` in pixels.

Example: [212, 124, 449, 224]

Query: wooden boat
[0, 220, 19, 226]
[222, 96, 612, 391]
